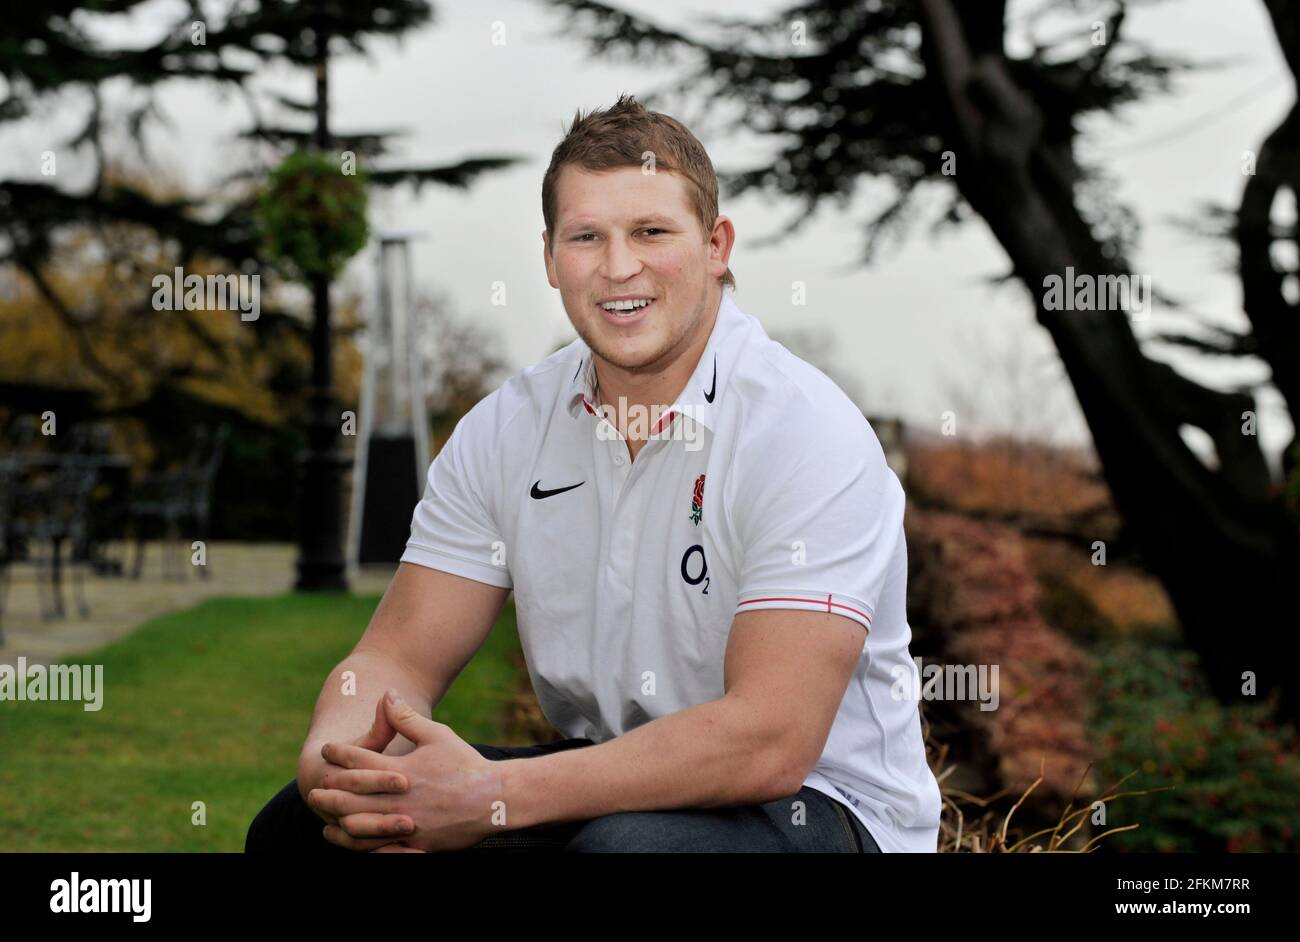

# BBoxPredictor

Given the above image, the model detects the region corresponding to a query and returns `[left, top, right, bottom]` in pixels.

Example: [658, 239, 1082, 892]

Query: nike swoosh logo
[703, 356, 717, 403]
[530, 480, 584, 499]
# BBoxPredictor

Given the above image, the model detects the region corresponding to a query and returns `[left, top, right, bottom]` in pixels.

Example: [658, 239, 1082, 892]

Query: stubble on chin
[592, 339, 672, 374]
[582, 308, 706, 376]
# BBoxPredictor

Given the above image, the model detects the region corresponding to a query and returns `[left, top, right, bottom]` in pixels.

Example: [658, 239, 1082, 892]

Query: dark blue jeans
[246, 737, 880, 853]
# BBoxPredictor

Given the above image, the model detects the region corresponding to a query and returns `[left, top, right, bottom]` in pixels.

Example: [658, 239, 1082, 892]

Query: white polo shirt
[401, 289, 942, 852]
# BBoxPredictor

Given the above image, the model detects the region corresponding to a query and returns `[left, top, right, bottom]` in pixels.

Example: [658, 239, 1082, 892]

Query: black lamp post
[294, 26, 349, 592]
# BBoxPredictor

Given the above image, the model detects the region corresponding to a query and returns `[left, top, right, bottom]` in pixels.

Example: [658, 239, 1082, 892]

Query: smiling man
[245, 93, 941, 854]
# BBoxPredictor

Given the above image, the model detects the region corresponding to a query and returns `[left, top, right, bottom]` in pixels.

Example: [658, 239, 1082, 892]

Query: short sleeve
[731, 409, 903, 634]
[400, 396, 513, 589]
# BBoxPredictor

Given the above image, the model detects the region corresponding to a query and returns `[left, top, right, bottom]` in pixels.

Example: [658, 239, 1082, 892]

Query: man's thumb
[356, 695, 398, 752]
[382, 689, 438, 745]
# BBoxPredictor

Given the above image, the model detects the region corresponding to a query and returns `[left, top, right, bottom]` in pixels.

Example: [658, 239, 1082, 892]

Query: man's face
[544, 164, 732, 374]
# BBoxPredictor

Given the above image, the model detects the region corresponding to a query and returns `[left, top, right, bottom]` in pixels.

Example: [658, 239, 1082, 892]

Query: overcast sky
[10, 0, 1295, 468]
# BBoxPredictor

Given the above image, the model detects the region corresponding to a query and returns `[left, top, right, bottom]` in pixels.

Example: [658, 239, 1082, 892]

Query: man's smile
[596, 295, 657, 326]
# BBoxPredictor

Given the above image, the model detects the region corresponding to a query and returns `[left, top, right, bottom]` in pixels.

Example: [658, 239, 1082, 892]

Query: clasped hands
[304, 690, 505, 853]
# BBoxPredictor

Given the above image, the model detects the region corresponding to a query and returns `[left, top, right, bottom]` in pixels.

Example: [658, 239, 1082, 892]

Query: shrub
[1089, 640, 1300, 852]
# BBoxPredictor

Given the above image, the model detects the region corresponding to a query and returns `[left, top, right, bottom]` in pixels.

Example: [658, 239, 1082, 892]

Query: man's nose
[600, 232, 643, 283]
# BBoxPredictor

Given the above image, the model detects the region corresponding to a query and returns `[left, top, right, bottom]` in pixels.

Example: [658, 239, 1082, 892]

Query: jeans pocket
[831, 799, 864, 853]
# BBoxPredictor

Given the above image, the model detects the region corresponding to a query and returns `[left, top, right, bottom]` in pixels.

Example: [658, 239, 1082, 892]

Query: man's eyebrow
[561, 215, 679, 232]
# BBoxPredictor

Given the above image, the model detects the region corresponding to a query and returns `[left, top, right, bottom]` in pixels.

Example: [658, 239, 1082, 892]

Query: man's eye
[573, 229, 663, 240]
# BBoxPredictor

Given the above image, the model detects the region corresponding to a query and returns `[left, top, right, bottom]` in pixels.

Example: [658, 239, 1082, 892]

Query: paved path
[0, 541, 396, 668]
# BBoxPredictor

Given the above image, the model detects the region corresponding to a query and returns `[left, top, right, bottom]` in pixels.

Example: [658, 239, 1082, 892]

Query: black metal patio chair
[129, 423, 230, 581]
[0, 437, 104, 622]
[0, 457, 18, 645]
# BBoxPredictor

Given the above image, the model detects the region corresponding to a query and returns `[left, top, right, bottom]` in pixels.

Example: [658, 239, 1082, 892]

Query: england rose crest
[689, 473, 705, 525]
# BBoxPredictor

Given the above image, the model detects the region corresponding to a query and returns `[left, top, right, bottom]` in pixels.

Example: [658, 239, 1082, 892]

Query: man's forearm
[299, 648, 442, 770]
[496, 695, 798, 830]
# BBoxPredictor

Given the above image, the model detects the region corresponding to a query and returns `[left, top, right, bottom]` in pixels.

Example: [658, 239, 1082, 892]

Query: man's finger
[337, 811, 415, 840]
[309, 806, 340, 827]
[310, 761, 352, 824]
[320, 767, 409, 795]
[321, 741, 403, 771]
[307, 787, 398, 818]
[371, 843, 425, 853]
[322, 825, 403, 852]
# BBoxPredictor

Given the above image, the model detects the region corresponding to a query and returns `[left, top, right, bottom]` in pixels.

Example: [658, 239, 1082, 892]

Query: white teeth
[600, 298, 653, 312]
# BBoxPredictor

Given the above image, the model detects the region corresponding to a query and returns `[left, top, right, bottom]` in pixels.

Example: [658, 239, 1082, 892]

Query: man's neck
[594, 287, 721, 460]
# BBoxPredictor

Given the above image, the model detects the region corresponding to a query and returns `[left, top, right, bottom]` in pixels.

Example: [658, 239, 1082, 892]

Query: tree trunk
[1240, 0, 1300, 478]
[918, 0, 1300, 722]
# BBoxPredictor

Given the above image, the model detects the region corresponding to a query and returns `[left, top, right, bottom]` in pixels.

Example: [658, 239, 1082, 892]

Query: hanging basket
[256, 149, 369, 281]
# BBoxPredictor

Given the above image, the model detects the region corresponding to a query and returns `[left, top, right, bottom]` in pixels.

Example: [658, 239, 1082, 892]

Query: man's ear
[708, 215, 736, 281]
[543, 229, 559, 289]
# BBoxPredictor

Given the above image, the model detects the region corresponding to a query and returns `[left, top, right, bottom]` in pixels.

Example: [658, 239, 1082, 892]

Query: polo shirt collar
[567, 353, 602, 419]
[566, 290, 749, 433]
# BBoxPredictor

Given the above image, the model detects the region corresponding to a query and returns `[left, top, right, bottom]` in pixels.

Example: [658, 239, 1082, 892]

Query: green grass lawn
[0, 592, 524, 852]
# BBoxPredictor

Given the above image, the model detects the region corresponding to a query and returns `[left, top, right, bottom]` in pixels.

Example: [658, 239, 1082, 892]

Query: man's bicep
[722, 608, 866, 790]
[354, 562, 511, 699]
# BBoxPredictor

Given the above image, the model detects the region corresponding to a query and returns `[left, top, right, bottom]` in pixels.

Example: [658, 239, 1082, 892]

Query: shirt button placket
[605, 441, 635, 588]
[611, 442, 632, 494]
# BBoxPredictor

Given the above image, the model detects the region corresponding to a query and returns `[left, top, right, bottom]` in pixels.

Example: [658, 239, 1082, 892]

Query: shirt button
[613, 453, 626, 467]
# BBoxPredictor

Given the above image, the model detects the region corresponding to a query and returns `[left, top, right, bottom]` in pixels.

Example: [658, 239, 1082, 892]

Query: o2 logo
[681, 544, 709, 594]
